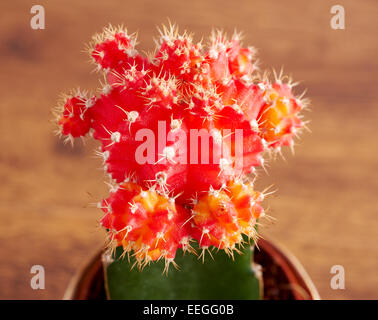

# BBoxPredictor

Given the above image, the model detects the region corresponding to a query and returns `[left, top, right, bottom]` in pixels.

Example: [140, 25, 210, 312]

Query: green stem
[104, 242, 262, 300]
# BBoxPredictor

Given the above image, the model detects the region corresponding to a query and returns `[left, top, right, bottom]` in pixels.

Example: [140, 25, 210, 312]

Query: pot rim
[63, 237, 320, 300]
[257, 238, 320, 300]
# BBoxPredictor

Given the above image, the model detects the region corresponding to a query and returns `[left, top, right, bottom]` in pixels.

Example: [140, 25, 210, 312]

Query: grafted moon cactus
[55, 24, 307, 298]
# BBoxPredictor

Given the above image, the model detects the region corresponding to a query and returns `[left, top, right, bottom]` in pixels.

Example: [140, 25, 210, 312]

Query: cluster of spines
[55, 24, 308, 270]
[191, 179, 264, 260]
[99, 180, 193, 272]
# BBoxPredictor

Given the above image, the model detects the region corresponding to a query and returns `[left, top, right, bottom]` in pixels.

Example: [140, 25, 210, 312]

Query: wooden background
[0, 0, 377, 299]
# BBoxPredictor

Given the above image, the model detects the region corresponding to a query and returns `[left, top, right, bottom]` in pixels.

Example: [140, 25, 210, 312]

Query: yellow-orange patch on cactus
[103, 184, 191, 267]
[258, 83, 303, 148]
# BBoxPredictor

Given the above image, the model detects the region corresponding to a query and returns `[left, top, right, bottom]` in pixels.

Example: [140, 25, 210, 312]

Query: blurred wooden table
[0, 0, 377, 299]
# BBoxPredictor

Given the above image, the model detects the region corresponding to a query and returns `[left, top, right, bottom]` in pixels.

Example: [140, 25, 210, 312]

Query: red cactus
[55, 24, 307, 269]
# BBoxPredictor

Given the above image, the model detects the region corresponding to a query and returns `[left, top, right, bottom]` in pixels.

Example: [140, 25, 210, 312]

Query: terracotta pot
[64, 238, 320, 300]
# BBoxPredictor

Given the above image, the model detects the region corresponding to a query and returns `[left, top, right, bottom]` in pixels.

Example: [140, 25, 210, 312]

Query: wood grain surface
[0, 0, 377, 299]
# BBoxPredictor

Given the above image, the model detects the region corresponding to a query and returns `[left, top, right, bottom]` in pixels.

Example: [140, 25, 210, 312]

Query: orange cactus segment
[227, 180, 264, 234]
[191, 181, 265, 254]
[257, 81, 303, 148]
[102, 182, 191, 268]
[192, 188, 243, 251]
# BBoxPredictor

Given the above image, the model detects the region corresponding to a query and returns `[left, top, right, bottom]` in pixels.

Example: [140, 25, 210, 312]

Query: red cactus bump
[55, 24, 307, 268]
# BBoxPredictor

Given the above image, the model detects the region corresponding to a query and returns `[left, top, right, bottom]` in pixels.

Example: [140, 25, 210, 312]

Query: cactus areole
[55, 24, 308, 299]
